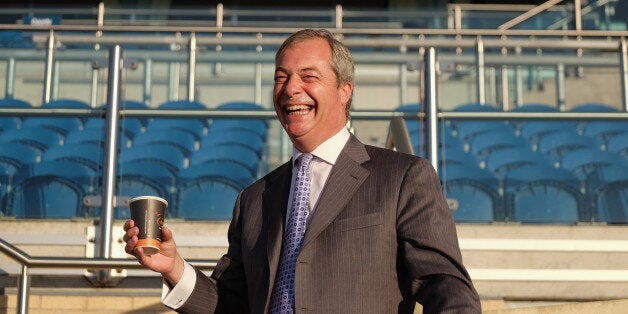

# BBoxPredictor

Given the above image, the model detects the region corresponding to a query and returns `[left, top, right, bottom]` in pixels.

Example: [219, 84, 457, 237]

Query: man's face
[273, 37, 352, 152]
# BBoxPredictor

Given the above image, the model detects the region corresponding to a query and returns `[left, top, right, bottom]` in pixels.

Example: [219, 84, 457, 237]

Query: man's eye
[274, 76, 287, 83]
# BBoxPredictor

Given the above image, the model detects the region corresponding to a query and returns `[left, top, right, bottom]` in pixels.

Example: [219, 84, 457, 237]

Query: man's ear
[339, 81, 353, 106]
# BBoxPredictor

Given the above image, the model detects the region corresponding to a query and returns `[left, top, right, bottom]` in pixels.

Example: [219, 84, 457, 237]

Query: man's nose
[283, 76, 302, 97]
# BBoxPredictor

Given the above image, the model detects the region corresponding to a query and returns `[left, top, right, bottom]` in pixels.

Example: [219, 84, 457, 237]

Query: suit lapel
[302, 135, 370, 248]
[264, 162, 292, 285]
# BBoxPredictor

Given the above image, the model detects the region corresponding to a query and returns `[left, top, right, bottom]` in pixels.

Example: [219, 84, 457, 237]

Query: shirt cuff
[161, 261, 197, 309]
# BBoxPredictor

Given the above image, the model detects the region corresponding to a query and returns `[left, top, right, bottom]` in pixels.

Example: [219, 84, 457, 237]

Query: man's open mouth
[285, 105, 313, 115]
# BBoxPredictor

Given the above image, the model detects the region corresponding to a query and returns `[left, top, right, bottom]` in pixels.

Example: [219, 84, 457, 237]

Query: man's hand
[123, 219, 185, 286]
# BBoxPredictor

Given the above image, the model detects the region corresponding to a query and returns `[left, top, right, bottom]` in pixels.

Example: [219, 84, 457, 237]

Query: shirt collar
[292, 128, 351, 167]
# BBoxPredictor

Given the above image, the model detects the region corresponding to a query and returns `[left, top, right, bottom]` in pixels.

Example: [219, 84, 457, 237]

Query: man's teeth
[286, 105, 311, 114]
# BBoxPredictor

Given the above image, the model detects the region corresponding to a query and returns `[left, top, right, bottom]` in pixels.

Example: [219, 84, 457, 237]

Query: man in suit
[124, 28, 481, 313]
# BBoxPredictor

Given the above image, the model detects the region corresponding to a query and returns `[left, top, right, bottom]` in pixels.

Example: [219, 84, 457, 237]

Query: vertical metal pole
[5, 58, 15, 98]
[43, 30, 55, 104]
[97, 45, 122, 284]
[476, 36, 485, 105]
[620, 38, 628, 112]
[216, 3, 223, 28]
[255, 62, 262, 105]
[52, 60, 60, 101]
[515, 47, 523, 107]
[168, 62, 180, 101]
[424, 47, 439, 172]
[90, 66, 99, 108]
[574, 0, 582, 31]
[556, 63, 566, 111]
[335, 4, 343, 29]
[188, 33, 197, 102]
[399, 64, 407, 105]
[488, 67, 496, 105]
[143, 59, 152, 106]
[501, 65, 510, 111]
[17, 264, 29, 314]
[454, 5, 462, 29]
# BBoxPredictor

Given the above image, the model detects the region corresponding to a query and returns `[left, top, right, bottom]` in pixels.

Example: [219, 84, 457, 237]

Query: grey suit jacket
[175, 135, 481, 314]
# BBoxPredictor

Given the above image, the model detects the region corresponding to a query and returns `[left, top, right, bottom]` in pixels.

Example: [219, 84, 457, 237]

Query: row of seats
[0, 100, 269, 220]
[399, 102, 628, 224]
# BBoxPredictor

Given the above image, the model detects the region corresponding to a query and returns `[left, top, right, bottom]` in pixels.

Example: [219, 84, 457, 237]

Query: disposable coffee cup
[129, 196, 167, 255]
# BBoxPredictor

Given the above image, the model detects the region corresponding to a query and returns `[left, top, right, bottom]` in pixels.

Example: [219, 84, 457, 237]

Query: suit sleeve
[396, 158, 481, 313]
[174, 193, 250, 314]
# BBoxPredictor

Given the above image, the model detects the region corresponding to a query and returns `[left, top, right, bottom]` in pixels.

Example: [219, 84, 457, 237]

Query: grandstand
[1, 1, 627, 313]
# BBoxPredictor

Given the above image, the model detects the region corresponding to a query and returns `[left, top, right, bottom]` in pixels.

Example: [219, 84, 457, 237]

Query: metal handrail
[0, 236, 217, 314]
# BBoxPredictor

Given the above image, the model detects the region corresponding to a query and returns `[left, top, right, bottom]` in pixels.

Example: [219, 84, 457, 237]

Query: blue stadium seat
[0, 142, 41, 173]
[0, 127, 64, 153]
[484, 147, 551, 179]
[19, 99, 89, 137]
[178, 161, 255, 190]
[5, 160, 95, 218]
[0, 98, 32, 107]
[467, 131, 528, 161]
[210, 101, 268, 138]
[440, 164, 501, 222]
[119, 144, 188, 173]
[581, 121, 628, 144]
[537, 130, 601, 161]
[64, 128, 132, 148]
[189, 144, 260, 176]
[133, 128, 198, 156]
[560, 148, 626, 180]
[512, 103, 558, 112]
[0, 31, 35, 49]
[176, 176, 241, 220]
[0, 117, 21, 132]
[22, 116, 83, 136]
[607, 133, 628, 156]
[159, 100, 208, 109]
[452, 102, 500, 112]
[114, 160, 176, 219]
[511, 104, 575, 145]
[146, 118, 207, 138]
[571, 103, 618, 112]
[440, 146, 479, 168]
[152, 101, 209, 137]
[518, 121, 568, 148]
[504, 165, 584, 224]
[84, 117, 145, 139]
[42, 142, 104, 173]
[201, 129, 266, 155]
[586, 165, 628, 223]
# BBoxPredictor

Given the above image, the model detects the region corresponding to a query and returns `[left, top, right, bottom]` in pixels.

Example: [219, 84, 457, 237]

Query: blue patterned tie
[269, 153, 314, 314]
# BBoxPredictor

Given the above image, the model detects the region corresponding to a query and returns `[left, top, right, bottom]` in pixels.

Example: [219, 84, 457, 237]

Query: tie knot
[297, 153, 313, 168]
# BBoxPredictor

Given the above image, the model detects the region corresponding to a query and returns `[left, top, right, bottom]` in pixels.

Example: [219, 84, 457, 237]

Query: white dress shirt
[162, 128, 351, 309]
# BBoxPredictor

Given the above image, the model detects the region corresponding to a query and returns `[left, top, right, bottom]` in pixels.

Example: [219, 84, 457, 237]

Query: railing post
[424, 47, 439, 172]
[476, 36, 485, 105]
[556, 63, 566, 111]
[97, 45, 123, 284]
[255, 61, 262, 105]
[17, 264, 29, 314]
[335, 4, 343, 29]
[43, 30, 55, 104]
[399, 64, 408, 105]
[188, 32, 197, 102]
[620, 38, 628, 112]
[515, 46, 523, 107]
[143, 58, 152, 106]
[5, 58, 15, 99]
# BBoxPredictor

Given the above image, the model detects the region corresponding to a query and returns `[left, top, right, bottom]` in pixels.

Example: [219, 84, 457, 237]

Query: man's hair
[275, 29, 355, 119]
